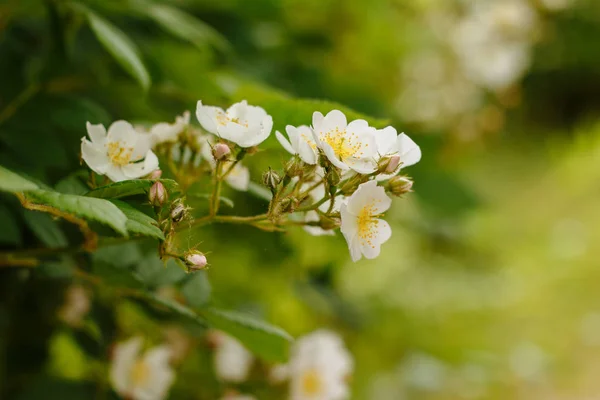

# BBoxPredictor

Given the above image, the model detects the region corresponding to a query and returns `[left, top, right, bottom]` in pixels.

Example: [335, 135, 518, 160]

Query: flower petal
[107, 120, 137, 147]
[86, 122, 107, 145]
[226, 163, 250, 191]
[360, 219, 391, 259]
[81, 139, 110, 174]
[322, 142, 349, 171]
[375, 126, 398, 155]
[196, 100, 224, 135]
[276, 131, 295, 155]
[396, 133, 421, 168]
[346, 181, 391, 215]
[110, 337, 143, 395]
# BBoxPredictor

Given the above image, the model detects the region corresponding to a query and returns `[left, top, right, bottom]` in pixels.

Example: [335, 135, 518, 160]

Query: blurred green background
[2, 0, 600, 399]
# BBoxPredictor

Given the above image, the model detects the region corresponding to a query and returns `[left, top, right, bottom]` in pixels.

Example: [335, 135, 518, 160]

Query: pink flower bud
[149, 181, 168, 206]
[185, 251, 207, 271]
[212, 143, 231, 161]
[149, 169, 163, 179]
[384, 155, 401, 174]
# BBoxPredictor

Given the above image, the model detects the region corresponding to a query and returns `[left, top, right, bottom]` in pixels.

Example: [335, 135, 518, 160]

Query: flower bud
[326, 167, 341, 187]
[284, 156, 304, 178]
[279, 196, 299, 213]
[387, 176, 413, 197]
[212, 143, 231, 161]
[378, 154, 401, 174]
[170, 199, 189, 223]
[262, 168, 281, 194]
[185, 251, 207, 271]
[149, 181, 168, 207]
[149, 169, 163, 180]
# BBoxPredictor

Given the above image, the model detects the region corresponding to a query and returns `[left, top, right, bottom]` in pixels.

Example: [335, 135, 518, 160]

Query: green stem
[295, 196, 330, 213]
[209, 162, 224, 216]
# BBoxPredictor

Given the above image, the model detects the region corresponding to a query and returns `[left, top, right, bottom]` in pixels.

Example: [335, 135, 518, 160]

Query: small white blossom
[340, 181, 392, 262]
[200, 139, 250, 191]
[110, 337, 175, 400]
[212, 332, 254, 383]
[312, 110, 378, 174]
[145, 111, 190, 146]
[276, 125, 318, 165]
[375, 127, 421, 180]
[288, 330, 353, 400]
[58, 285, 90, 327]
[196, 100, 273, 148]
[82, 121, 159, 182]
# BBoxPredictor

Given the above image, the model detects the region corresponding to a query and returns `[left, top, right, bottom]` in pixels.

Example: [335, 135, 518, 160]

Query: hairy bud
[262, 168, 281, 194]
[212, 143, 231, 161]
[319, 215, 340, 230]
[279, 196, 299, 214]
[284, 156, 304, 178]
[387, 176, 413, 197]
[326, 167, 341, 187]
[149, 169, 163, 180]
[378, 154, 401, 174]
[185, 251, 207, 271]
[170, 199, 189, 223]
[149, 181, 168, 207]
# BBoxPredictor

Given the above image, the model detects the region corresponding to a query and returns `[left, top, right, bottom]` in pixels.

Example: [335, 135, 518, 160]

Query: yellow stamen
[320, 128, 364, 160]
[301, 368, 323, 396]
[357, 201, 382, 248]
[130, 359, 150, 386]
[107, 142, 133, 166]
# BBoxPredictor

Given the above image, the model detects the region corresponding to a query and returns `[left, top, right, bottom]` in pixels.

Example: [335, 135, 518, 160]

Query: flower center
[357, 202, 381, 247]
[130, 359, 150, 386]
[320, 128, 363, 160]
[107, 141, 133, 166]
[216, 113, 249, 128]
[301, 133, 317, 150]
[300, 368, 323, 396]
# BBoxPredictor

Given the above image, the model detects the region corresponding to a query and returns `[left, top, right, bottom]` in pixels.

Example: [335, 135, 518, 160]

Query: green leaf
[0, 164, 39, 192]
[93, 262, 145, 289]
[136, 2, 230, 52]
[0, 204, 21, 245]
[23, 189, 128, 236]
[247, 181, 272, 202]
[111, 200, 164, 240]
[201, 308, 293, 362]
[23, 211, 68, 247]
[136, 257, 187, 288]
[74, 4, 151, 90]
[85, 179, 179, 199]
[181, 271, 211, 307]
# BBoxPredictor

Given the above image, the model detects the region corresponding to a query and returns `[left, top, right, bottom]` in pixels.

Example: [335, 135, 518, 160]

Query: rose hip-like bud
[377, 155, 402, 175]
[185, 251, 207, 271]
[212, 143, 231, 161]
[387, 176, 413, 197]
[149, 169, 163, 180]
[262, 167, 281, 194]
[170, 199, 188, 223]
[284, 156, 304, 178]
[149, 181, 168, 207]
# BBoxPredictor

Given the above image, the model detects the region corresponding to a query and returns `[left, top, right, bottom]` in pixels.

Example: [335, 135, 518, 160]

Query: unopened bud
[284, 156, 304, 178]
[170, 199, 189, 223]
[279, 196, 299, 213]
[149, 169, 163, 180]
[262, 168, 281, 194]
[378, 154, 401, 174]
[185, 251, 207, 271]
[149, 181, 168, 207]
[388, 176, 413, 196]
[326, 167, 341, 187]
[319, 215, 340, 230]
[212, 143, 231, 161]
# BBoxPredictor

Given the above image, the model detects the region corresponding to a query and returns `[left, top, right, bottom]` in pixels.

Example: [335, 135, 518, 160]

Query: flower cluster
[81, 100, 420, 263]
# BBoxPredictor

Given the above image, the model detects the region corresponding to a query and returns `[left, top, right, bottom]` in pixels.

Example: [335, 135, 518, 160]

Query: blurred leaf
[73, 4, 151, 90]
[110, 200, 164, 240]
[86, 179, 179, 199]
[135, 2, 230, 52]
[247, 181, 272, 202]
[135, 257, 187, 288]
[55, 173, 89, 195]
[0, 164, 39, 192]
[0, 203, 21, 245]
[24, 189, 128, 236]
[93, 262, 144, 289]
[202, 308, 293, 362]
[181, 271, 211, 307]
[47, 331, 89, 379]
[22, 211, 68, 247]
[14, 376, 94, 400]
[93, 242, 143, 267]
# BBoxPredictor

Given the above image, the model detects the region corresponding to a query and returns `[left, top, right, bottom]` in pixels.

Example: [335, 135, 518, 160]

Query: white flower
[288, 330, 353, 400]
[276, 125, 318, 165]
[196, 100, 273, 148]
[312, 110, 378, 174]
[58, 285, 90, 327]
[200, 139, 250, 191]
[82, 121, 159, 182]
[110, 337, 175, 400]
[340, 181, 392, 262]
[212, 332, 254, 383]
[375, 126, 421, 179]
[146, 111, 190, 146]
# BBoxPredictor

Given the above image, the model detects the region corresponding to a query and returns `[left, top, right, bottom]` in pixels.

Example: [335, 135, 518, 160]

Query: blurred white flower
[312, 110, 378, 174]
[221, 393, 257, 400]
[303, 210, 334, 237]
[58, 285, 90, 327]
[340, 181, 392, 262]
[276, 125, 318, 165]
[196, 100, 273, 148]
[288, 330, 353, 400]
[539, 0, 574, 11]
[200, 139, 250, 191]
[375, 127, 421, 180]
[110, 337, 175, 400]
[82, 121, 159, 182]
[212, 331, 254, 383]
[145, 111, 190, 146]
